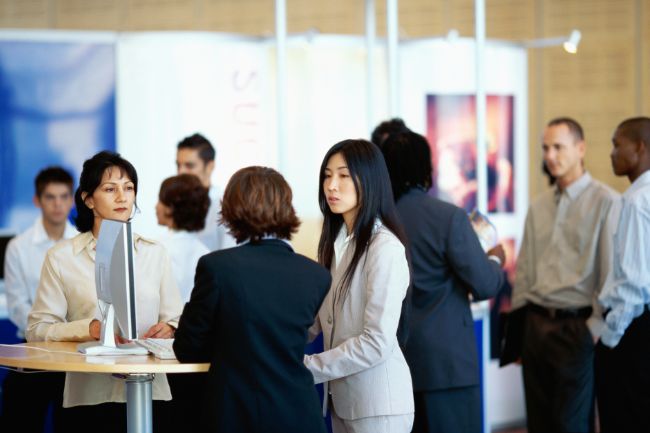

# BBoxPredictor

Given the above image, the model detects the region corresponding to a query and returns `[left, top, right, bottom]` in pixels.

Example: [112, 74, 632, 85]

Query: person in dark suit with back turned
[173, 166, 331, 433]
[380, 131, 506, 433]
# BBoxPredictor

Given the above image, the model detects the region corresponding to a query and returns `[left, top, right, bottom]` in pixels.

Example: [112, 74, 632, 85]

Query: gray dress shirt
[513, 172, 620, 337]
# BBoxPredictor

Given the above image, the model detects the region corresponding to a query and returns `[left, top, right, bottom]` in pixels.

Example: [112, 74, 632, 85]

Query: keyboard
[135, 338, 176, 360]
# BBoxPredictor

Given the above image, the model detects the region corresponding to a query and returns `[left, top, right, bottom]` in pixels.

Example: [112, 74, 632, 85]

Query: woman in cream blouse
[27, 151, 182, 433]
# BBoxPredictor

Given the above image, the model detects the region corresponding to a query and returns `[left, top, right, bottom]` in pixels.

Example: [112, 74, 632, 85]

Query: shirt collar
[31, 218, 78, 245]
[72, 231, 95, 256]
[30, 217, 50, 245]
[334, 219, 383, 249]
[625, 170, 650, 197]
[239, 235, 293, 249]
[557, 171, 592, 201]
[164, 228, 193, 239]
[72, 229, 150, 256]
[64, 222, 78, 239]
[208, 185, 220, 200]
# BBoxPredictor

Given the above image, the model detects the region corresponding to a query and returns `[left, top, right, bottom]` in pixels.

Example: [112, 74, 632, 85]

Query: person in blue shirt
[596, 116, 650, 433]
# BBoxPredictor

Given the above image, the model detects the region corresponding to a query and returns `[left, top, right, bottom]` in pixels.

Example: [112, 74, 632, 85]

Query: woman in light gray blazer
[304, 139, 414, 433]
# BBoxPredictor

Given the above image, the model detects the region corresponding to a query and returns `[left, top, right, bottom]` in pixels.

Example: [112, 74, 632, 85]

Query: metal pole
[474, 4, 489, 429]
[125, 373, 154, 433]
[386, 0, 399, 117]
[365, 0, 376, 133]
[275, 0, 288, 172]
[474, 0, 488, 215]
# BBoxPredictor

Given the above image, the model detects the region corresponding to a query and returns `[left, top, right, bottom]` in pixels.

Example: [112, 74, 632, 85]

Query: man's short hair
[177, 133, 216, 164]
[617, 117, 650, 145]
[371, 118, 411, 147]
[35, 166, 74, 197]
[381, 131, 433, 201]
[547, 117, 584, 142]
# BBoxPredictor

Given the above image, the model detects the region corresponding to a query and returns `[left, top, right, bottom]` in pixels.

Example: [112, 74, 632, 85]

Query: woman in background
[304, 139, 414, 433]
[174, 166, 331, 433]
[155, 173, 211, 433]
[27, 151, 182, 433]
[156, 173, 210, 302]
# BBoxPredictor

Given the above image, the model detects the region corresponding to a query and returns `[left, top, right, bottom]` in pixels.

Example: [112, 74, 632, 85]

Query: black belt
[529, 303, 592, 319]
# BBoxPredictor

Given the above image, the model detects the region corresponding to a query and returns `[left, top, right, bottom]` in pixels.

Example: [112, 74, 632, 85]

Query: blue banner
[0, 38, 116, 232]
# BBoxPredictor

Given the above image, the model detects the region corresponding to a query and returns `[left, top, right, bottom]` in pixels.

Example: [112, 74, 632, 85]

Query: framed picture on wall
[426, 94, 515, 214]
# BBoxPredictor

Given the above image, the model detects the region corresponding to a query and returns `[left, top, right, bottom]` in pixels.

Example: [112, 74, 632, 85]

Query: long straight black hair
[318, 139, 407, 304]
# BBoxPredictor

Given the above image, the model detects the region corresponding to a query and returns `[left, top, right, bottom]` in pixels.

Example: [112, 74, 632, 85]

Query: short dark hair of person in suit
[173, 166, 332, 433]
[381, 131, 506, 433]
[371, 117, 410, 147]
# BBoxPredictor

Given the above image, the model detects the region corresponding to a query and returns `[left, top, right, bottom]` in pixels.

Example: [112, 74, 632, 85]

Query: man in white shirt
[1, 166, 77, 432]
[596, 117, 650, 433]
[513, 118, 619, 433]
[176, 133, 236, 251]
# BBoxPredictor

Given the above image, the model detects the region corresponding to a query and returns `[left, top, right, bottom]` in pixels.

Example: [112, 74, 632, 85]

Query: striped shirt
[600, 170, 650, 347]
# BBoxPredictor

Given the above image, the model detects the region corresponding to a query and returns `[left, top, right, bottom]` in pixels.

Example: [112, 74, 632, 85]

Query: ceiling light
[522, 29, 582, 54]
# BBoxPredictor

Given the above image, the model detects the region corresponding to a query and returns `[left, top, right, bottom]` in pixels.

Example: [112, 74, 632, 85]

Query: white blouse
[27, 231, 183, 408]
[158, 229, 209, 303]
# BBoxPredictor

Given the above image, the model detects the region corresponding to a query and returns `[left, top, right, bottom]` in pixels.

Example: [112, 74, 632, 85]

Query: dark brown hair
[177, 133, 215, 164]
[35, 166, 74, 197]
[220, 166, 300, 243]
[617, 117, 650, 145]
[159, 174, 210, 232]
[381, 131, 433, 201]
[548, 117, 584, 142]
[371, 118, 410, 146]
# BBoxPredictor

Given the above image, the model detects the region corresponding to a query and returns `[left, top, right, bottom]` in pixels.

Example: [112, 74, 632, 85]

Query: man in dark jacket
[381, 130, 505, 433]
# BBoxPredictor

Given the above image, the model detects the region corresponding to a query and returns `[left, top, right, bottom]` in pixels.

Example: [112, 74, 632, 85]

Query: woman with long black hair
[304, 139, 414, 433]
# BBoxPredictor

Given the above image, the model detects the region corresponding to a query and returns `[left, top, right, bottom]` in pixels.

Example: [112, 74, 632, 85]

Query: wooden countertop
[0, 341, 209, 374]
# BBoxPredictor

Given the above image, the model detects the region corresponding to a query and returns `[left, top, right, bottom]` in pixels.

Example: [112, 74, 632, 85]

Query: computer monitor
[0, 232, 16, 297]
[77, 219, 146, 356]
[0, 233, 16, 281]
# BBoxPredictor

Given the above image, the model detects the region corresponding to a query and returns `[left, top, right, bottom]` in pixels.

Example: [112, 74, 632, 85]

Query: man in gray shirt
[513, 117, 619, 433]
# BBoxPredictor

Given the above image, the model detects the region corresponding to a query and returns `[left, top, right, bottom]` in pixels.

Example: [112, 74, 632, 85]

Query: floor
[493, 427, 526, 433]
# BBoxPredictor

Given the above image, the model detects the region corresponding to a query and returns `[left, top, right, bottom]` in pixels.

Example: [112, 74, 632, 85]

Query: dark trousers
[411, 386, 481, 433]
[0, 370, 65, 433]
[521, 309, 595, 433]
[167, 372, 207, 432]
[595, 308, 650, 433]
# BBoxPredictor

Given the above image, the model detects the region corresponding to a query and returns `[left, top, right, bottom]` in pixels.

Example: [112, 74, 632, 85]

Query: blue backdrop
[0, 38, 116, 232]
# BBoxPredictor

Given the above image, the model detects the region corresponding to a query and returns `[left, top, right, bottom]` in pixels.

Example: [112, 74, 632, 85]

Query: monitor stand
[77, 304, 148, 356]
